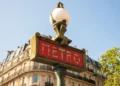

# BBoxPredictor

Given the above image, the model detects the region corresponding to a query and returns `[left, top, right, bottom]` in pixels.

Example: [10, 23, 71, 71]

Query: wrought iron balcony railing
[33, 65, 53, 71]
[45, 82, 53, 86]
[86, 67, 94, 73]
[66, 72, 95, 84]
[94, 73, 107, 79]
[20, 83, 26, 86]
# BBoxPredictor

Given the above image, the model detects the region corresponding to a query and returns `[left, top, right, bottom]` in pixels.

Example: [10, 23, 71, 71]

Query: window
[13, 81, 15, 86]
[89, 75, 91, 79]
[24, 63, 26, 67]
[26, 50, 29, 57]
[14, 68, 17, 74]
[45, 76, 53, 86]
[22, 77, 25, 84]
[8, 73, 10, 77]
[72, 82, 74, 86]
[47, 76, 51, 82]
[97, 81, 100, 86]
[2, 77, 4, 82]
[33, 75, 38, 83]
[80, 83, 83, 86]
[84, 74, 86, 78]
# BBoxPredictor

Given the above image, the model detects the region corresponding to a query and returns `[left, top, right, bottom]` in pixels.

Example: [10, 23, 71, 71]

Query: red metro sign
[30, 33, 86, 72]
[39, 40, 84, 68]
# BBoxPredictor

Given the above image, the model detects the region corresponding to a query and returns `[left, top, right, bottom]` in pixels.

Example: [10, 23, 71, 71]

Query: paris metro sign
[30, 33, 86, 72]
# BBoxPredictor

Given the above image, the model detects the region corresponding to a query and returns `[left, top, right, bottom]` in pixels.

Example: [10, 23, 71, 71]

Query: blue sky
[0, 0, 120, 61]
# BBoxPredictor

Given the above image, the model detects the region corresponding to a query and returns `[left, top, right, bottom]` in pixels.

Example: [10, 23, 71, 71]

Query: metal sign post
[54, 65, 66, 86]
[30, 2, 86, 86]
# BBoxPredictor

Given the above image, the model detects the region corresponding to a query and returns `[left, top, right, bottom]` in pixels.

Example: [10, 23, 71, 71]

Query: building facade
[0, 37, 106, 86]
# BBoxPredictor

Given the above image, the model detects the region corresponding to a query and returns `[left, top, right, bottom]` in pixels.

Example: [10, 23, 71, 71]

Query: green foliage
[100, 47, 120, 86]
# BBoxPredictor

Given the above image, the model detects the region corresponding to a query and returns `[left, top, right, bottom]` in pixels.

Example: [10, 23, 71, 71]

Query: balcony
[20, 83, 26, 86]
[33, 65, 53, 71]
[86, 67, 94, 73]
[66, 72, 95, 84]
[45, 82, 53, 86]
[94, 73, 106, 79]
[0, 71, 3, 74]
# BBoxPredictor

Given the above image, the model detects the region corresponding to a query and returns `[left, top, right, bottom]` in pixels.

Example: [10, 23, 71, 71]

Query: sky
[0, 0, 120, 61]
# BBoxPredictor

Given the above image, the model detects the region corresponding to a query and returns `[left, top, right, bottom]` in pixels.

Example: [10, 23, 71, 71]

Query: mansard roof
[0, 44, 28, 66]
[86, 55, 101, 69]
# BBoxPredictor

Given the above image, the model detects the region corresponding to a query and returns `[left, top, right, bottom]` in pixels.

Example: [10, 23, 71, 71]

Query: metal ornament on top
[50, 2, 72, 45]
[30, 2, 86, 86]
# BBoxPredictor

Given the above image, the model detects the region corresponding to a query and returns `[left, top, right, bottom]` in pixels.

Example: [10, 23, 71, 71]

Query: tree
[100, 47, 120, 86]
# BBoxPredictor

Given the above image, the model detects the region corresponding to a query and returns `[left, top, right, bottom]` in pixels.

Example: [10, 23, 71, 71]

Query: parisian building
[0, 35, 106, 86]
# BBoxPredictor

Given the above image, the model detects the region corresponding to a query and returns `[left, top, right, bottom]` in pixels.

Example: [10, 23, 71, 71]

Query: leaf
[100, 47, 120, 86]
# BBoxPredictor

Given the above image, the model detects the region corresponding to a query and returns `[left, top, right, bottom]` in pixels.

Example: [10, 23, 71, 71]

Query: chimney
[85, 50, 88, 56]
[7, 51, 14, 57]
[73, 45, 77, 48]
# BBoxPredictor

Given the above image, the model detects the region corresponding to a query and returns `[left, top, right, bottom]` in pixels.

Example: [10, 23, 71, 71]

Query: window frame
[32, 74, 38, 83]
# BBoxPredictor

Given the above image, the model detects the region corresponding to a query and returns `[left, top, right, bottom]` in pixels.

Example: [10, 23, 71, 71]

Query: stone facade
[0, 43, 106, 86]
